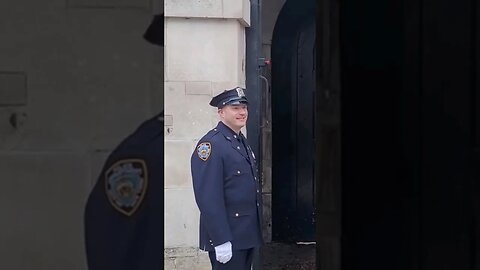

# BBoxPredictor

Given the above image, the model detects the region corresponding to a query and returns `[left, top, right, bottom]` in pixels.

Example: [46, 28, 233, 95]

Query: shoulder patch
[197, 142, 212, 161]
[105, 159, 148, 216]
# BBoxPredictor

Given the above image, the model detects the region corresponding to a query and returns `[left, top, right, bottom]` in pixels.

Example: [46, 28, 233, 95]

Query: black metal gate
[271, 0, 316, 242]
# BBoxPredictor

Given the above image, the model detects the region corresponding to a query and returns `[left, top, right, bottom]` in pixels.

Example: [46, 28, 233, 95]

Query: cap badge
[236, 87, 245, 97]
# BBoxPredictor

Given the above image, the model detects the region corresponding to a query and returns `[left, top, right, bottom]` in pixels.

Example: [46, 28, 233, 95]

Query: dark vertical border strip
[418, 0, 424, 268]
[294, 32, 299, 214]
[403, 0, 422, 266]
[470, 1, 478, 269]
[315, 0, 323, 268]
[471, 0, 477, 150]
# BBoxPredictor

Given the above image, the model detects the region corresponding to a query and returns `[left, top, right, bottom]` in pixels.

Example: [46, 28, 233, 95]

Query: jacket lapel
[230, 138, 250, 162]
[240, 134, 256, 163]
[216, 122, 251, 162]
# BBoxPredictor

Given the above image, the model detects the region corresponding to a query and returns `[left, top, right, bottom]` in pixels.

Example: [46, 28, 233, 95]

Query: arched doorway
[271, 0, 316, 243]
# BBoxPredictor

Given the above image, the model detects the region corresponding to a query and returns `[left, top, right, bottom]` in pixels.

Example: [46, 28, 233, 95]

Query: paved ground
[261, 242, 316, 270]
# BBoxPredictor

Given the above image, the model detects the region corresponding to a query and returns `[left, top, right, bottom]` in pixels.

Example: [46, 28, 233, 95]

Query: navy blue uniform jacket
[84, 113, 163, 270]
[191, 121, 263, 252]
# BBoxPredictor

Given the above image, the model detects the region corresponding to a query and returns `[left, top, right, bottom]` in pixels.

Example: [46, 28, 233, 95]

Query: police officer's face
[219, 104, 248, 131]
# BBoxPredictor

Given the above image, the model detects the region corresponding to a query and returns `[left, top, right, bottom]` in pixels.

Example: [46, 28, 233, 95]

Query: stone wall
[163, 0, 250, 269]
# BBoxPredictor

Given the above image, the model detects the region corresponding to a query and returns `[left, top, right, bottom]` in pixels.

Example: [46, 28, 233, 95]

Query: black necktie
[239, 135, 250, 161]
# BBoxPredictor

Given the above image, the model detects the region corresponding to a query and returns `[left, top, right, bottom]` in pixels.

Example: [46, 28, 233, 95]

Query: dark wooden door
[271, 0, 316, 242]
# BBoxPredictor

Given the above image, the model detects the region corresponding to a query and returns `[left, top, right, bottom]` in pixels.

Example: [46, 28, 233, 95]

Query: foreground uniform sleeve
[191, 141, 233, 246]
[84, 114, 163, 270]
[84, 156, 133, 270]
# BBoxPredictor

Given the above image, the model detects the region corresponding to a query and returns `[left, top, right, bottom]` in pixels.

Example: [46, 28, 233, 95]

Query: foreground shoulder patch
[197, 142, 212, 161]
[105, 159, 148, 216]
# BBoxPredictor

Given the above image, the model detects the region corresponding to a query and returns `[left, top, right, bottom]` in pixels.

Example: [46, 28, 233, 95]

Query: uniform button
[214, 129, 217, 131]
[257, 190, 260, 193]
[254, 177, 257, 180]
[235, 213, 239, 217]
[237, 146, 241, 149]
[209, 240, 212, 242]
[257, 203, 260, 207]
[234, 135, 237, 139]
[237, 170, 241, 174]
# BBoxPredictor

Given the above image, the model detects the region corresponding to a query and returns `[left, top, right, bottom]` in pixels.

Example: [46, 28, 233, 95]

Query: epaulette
[202, 127, 221, 141]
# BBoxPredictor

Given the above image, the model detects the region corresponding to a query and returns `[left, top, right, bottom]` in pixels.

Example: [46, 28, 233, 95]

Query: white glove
[214, 241, 232, 264]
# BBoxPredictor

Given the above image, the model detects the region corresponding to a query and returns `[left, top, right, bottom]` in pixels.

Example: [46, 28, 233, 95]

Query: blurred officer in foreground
[191, 87, 263, 270]
[84, 14, 164, 270]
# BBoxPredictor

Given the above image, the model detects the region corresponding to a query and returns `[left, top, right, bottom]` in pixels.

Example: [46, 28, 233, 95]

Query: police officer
[84, 112, 163, 270]
[84, 14, 164, 270]
[191, 87, 263, 270]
